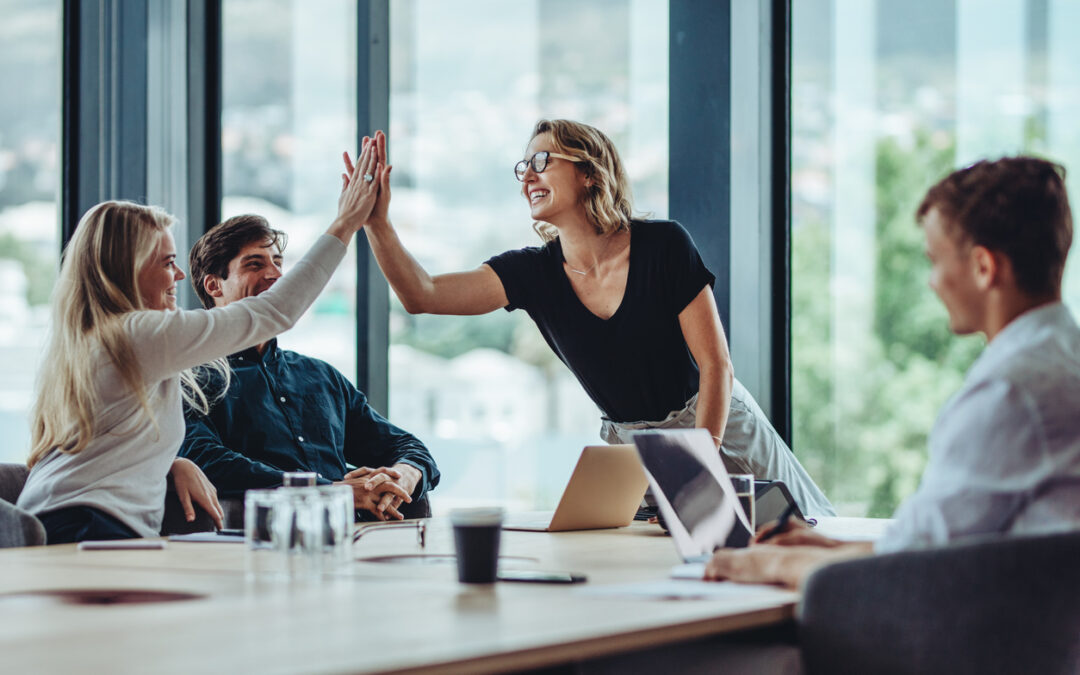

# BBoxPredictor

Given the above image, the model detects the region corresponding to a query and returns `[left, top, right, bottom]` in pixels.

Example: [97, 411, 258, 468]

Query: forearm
[179, 436, 285, 498]
[326, 218, 357, 246]
[363, 221, 437, 314]
[392, 456, 438, 497]
[696, 359, 734, 445]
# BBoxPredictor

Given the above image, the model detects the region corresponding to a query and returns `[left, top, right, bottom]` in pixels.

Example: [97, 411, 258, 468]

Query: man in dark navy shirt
[180, 215, 438, 521]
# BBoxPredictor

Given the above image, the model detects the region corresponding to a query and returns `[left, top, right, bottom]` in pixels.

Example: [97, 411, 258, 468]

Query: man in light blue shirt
[705, 156, 1080, 588]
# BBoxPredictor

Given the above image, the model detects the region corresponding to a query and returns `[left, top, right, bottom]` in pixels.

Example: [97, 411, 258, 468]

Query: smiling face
[137, 229, 184, 311]
[923, 207, 986, 335]
[206, 239, 284, 307]
[521, 132, 590, 225]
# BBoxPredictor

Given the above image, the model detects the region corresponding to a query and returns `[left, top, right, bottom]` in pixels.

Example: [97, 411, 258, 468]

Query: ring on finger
[363, 173, 374, 183]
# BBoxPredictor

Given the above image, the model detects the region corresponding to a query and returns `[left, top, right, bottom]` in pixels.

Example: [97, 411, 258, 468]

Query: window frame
[61, 1, 790, 440]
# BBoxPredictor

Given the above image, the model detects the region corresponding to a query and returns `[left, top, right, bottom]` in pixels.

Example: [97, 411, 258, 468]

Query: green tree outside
[792, 130, 984, 516]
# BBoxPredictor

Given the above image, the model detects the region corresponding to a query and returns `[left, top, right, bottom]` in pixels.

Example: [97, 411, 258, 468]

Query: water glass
[729, 474, 755, 533]
[282, 471, 318, 487]
[314, 484, 354, 572]
[244, 486, 354, 580]
[244, 489, 289, 580]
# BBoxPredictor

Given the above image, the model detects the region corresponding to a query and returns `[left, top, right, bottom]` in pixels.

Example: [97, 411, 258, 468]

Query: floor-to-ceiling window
[220, 0, 358, 376]
[0, 0, 61, 464]
[388, 0, 669, 511]
[791, 0, 1080, 516]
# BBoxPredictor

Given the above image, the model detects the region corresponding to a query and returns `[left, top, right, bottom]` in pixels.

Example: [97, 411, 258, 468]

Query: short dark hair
[188, 214, 287, 309]
[916, 156, 1073, 298]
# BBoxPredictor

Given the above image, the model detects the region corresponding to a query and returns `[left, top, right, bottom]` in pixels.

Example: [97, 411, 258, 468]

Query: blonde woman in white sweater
[18, 140, 383, 544]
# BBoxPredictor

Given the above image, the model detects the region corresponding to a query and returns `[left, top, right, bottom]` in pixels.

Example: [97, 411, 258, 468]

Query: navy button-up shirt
[180, 339, 439, 500]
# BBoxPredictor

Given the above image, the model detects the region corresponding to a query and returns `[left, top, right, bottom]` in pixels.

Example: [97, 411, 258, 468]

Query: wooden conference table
[0, 517, 883, 674]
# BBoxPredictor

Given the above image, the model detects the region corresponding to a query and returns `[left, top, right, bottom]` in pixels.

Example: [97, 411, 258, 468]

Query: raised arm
[344, 131, 508, 316]
[131, 139, 384, 381]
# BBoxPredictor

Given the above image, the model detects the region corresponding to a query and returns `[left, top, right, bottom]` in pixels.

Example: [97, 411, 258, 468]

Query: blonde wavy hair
[28, 201, 228, 468]
[527, 119, 634, 243]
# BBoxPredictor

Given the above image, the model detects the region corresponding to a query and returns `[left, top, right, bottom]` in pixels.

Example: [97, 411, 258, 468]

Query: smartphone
[497, 570, 587, 584]
[216, 528, 244, 537]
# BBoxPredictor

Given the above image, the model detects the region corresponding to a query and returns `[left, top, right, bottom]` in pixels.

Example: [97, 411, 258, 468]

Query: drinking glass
[729, 474, 755, 533]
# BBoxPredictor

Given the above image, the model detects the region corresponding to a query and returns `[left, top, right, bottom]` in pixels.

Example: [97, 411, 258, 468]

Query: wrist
[394, 463, 422, 494]
[326, 218, 355, 245]
[364, 217, 391, 233]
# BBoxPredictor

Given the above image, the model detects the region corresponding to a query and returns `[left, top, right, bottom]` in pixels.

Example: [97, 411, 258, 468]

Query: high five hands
[327, 134, 384, 244]
[342, 130, 392, 230]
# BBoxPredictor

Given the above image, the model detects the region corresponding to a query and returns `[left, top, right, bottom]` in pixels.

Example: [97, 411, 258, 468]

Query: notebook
[632, 429, 753, 562]
[502, 444, 649, 532]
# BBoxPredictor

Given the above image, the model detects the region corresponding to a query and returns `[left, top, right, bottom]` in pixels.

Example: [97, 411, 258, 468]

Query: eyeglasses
[514, 151, 580, 181]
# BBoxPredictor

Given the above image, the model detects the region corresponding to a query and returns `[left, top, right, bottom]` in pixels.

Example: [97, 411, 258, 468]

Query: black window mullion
[771, 0, 793, 444]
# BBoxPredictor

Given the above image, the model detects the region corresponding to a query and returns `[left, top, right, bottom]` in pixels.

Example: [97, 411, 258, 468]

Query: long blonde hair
[528, 119, 634, 243]
[28, 201, 227, 468]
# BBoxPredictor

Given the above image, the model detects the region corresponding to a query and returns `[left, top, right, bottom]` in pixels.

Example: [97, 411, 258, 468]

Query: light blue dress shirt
[878, 302, 1080, 553]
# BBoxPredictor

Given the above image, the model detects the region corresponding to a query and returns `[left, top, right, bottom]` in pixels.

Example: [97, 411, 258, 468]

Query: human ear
[204, 275, 224, 298]
[971, 246, 998, 291]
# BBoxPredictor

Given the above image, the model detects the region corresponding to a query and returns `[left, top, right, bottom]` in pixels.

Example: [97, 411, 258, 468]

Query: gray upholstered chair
[0, 461, 29, 504]
[0, 462, 45, 547]
[797, 530, 1080, 675]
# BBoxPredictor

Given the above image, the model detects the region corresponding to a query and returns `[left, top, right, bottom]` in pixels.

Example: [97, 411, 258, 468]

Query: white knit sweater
[18, 235, 346, 537]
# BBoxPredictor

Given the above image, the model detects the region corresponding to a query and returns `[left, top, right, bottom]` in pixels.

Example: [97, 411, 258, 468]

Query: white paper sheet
[168, 532, 245, 543]
[670, 562, 706, 579]
[577, 578, 794, 601]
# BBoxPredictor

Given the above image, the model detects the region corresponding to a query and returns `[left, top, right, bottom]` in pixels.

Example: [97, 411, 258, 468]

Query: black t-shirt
[485, 219, 715, 423]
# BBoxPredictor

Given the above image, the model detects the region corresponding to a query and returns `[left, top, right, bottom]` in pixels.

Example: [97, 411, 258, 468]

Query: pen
[758, 503, 797, 543]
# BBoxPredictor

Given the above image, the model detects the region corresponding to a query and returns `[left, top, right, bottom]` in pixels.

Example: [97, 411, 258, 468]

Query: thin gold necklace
[564, 234, 620, 276]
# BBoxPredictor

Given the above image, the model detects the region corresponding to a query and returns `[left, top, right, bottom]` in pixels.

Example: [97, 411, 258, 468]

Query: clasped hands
[336, 463, 421, 521]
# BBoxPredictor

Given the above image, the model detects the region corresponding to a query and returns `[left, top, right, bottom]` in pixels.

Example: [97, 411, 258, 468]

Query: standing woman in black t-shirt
[344, 120, 834, 517]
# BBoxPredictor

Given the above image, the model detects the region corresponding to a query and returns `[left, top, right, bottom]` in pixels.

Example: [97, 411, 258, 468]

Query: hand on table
[337, 463, 421, 521]
[754, 518, 840, 547]
[705, 539, 875, 589]
[169, 458, 224, 529]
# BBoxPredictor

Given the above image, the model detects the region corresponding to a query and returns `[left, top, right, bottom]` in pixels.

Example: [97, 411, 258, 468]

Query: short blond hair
[527, 119, 633, 242]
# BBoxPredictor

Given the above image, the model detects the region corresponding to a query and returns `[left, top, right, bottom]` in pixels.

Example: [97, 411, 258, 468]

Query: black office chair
[798, 530, 1080, 675]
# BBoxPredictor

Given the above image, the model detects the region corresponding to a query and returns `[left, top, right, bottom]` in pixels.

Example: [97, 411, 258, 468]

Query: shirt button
[279, 396, 286, 403]
[297, 436, 304, 443]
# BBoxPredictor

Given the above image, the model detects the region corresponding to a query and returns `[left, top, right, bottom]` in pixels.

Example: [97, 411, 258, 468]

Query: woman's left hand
[169, 458, 224, 529]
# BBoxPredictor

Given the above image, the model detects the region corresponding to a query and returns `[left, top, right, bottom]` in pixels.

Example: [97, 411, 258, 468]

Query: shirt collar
[966, 301, 1073, 382]
[229, 337, 279, 363]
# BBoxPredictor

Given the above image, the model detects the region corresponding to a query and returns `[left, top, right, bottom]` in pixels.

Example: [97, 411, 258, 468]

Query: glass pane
[791, 0, 1080, 516]
[221, 0, 357, 376]
[389, 0, 669, 512]
[0, 0, 61, 464]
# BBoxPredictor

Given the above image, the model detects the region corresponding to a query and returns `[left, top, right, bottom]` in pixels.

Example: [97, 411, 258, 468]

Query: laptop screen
[632, 429, 752, 559]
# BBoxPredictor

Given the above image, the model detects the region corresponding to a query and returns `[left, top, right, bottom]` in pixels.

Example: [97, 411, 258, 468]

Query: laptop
[631, 429, 754, 562]
[502, 444, 649, 532]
